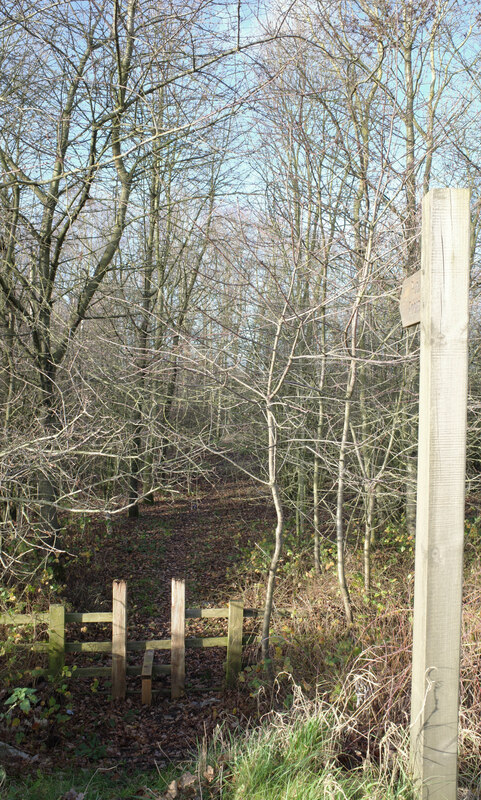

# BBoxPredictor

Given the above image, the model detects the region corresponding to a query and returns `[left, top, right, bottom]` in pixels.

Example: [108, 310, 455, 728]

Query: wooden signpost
[402, 188, 470, 800]
[400, 269, 421, 328]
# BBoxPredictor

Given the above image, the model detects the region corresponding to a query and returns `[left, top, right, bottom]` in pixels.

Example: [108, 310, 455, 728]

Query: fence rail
[0, 579, 259, 704]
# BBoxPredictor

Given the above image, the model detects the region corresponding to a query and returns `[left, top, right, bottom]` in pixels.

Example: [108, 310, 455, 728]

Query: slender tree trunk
[312, 256, 328, 574]
[363, 486, 376, 594]
[128, 418, 142, 519]
[313, 443, 321, 575]
[402, 18, 420, 537]
[37, 363, 61, 550]
[336, 382, 354, 625]
[129, 162, 159, 517]
[261, 404, 284, 676]
[313, 371, 326, 574]
[295, 462, 305, 542]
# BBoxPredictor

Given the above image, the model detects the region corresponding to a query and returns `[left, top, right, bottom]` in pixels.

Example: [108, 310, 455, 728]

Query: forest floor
[3, 481, 481, 798]
[0, 479, 279, 776]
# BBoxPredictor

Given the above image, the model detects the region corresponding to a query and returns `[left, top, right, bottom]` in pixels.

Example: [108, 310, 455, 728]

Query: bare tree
[0, 0, 286, 574]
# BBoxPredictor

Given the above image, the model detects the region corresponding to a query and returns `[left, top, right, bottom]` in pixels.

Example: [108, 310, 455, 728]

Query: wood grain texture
[111, 580, 127, 700]
[171, 579, 185, 699]
[141, 650, 155, 705]
[0, 612, 49, 624]
[410, 189, 470, 800]
[1, 594, 268, 689]
[48, 604, 65, 675]
[400, 269, 421, 327]
[66, 641, 112, 653]
[185, 607, 229, 618]
[65, 612, 113, 623]
[226, 599, 244, 688]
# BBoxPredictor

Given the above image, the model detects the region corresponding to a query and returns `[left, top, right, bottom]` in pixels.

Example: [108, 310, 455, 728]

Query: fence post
[226, 599, 244, 688]
[141, 650, 154, 706]
[48, 604, 65, 676]
[171, 579, 185, 699]
[112, 580, 127, 700]
[410, 188, 470, 800]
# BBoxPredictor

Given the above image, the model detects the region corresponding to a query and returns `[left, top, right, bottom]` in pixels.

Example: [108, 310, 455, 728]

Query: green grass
[204, 692, 415, 800]
[1, 701, 415, 800]
[222, 726, 413, 799]
[2, 765, 180, 800]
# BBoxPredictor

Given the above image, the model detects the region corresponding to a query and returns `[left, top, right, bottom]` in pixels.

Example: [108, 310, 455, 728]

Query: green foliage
[316, 540, 336, 572]
[237, 662, 266, 694]
[0, 587, 19, 607]
[238, 529, 312, 578]
[74, 732, 107, 761]
[0, 609, 46, 687]
[3, 686, 38, 715]
[40, 666, 76, 725]
[324, 636, 361, 670]
[379, 518, 414, 556]
[464, 515, 481, 561]
[38, 554, 67, 597]
[1, 666, 76, 748]
[1, 686, 39, 745]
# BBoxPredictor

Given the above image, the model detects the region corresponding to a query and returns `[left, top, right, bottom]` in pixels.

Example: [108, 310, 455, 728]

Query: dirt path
[66, 479, 274, 624]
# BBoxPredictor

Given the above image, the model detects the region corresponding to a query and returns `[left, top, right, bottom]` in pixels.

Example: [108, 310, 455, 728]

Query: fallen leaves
[139, 767, 217, 800]
[164, 780, 178, 799]
[162, 772, 197, 799]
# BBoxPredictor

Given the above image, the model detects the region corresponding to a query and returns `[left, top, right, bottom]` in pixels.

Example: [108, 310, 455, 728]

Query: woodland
[1, 0, 481, 798]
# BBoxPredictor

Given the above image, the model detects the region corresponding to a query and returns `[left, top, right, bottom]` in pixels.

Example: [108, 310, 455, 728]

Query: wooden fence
[0, 579, 259, 704]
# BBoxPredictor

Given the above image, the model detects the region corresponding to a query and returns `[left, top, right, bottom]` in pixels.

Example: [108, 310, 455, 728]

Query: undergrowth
[205, 685, 415, 800]
[1, 764, 180, 800]
[2, 690, 415, 800]
[240, 536, 481, 793]
[2, 501, 481, 797]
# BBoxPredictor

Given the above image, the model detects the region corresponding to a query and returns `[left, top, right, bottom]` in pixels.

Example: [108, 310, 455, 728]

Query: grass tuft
[206, 686, 414, 800]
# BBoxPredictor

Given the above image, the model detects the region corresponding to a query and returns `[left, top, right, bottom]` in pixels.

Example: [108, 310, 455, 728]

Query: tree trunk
[37, 374, 61, 552]
[261, 405, 284, 677]
[363, 486, 376, 594]
[336, 389, 354, 625]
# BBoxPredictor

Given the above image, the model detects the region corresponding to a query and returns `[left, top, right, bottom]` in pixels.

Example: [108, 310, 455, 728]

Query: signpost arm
[410, 188, 470, 800]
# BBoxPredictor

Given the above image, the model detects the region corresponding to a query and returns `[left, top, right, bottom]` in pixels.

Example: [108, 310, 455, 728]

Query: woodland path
[5, 480, 276, 774]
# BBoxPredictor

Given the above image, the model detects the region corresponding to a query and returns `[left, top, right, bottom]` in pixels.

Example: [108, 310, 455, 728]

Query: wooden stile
[112, 580, 127, 700]
[1, 583, 261, 699]
[171, 579, 185, 699]
[48, 604, 65, 675]
[226, 599, 244, 688]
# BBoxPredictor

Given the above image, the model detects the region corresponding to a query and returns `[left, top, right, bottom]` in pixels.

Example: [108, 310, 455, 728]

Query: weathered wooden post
[112, 580, 127, 700]
[141, 650, 154, 706]
[171, 579, 185, 699]
[226, 599, 244, 687]
[405, 188, 470, 800]
[48, 604, 65, 676]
